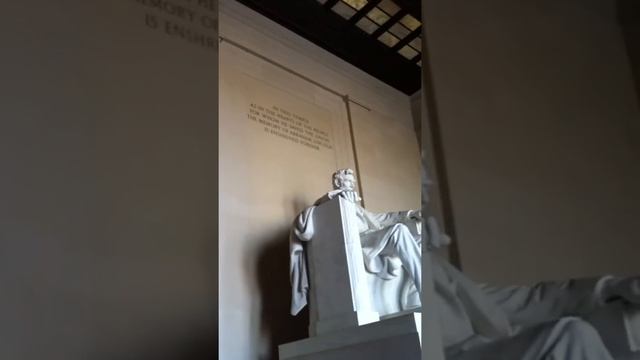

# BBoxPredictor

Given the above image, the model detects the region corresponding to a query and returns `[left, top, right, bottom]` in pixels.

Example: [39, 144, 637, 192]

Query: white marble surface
[279, 312, 421, 360]
[307, 195, 379, 335]
[289, 169, 424, 336]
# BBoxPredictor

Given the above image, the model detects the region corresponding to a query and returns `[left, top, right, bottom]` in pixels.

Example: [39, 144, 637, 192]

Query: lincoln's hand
[407, 210, 422, 221]
[603, 277, 640, 304]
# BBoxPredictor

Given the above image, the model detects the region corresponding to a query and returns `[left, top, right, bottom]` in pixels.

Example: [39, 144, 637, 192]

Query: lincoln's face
[340, 173, 356, 191]
[333, 169, 357, 191]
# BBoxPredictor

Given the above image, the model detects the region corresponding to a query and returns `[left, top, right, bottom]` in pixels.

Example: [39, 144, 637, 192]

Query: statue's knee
[561, 318, 601, 342]
[389, 224, 412, 244]
[390, 223, 411, 235]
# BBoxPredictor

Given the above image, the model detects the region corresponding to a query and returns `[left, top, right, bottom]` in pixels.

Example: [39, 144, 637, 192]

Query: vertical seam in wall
[344, 96, 366, 208]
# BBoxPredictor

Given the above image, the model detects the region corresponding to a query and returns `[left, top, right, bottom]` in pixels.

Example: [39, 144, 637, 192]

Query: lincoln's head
[332, 168, 357, 191]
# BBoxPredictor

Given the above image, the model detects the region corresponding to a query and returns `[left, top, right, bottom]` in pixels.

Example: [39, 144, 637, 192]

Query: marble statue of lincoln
[329, 168, 423, 292]
[289, 167, 640, 360]
[289, 168, 424, 315]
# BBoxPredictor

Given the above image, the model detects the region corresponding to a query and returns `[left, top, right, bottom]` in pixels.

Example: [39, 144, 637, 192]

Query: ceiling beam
[234, 0, 421, 94]
[371, 8, 408, 39]
[324, 0, 339, 10]
[348, 0, 383, 25]
[391, 26, 421, 52]
[392, 0, 421, 20]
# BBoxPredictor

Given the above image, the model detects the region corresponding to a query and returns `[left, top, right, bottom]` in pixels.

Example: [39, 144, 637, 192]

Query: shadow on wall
[256, 231, 309, 360]
[618, 0, 640, 94]
[137, 332, 219, 360]
[618, 0, 640, 151]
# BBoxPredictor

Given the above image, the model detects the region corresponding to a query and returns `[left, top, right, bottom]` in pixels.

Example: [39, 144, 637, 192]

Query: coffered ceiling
[234, 0, 423, 95]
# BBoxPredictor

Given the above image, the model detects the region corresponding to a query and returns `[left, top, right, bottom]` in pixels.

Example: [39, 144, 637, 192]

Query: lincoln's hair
[332, 168, 355, 190]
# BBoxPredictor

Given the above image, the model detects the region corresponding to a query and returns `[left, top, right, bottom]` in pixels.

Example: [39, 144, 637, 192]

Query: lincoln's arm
[366, 209, 420, 228]
[480, 277, 612, 328]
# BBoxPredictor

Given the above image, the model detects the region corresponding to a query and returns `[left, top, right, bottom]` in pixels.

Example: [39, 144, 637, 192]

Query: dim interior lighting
[319, 0, 425, 84]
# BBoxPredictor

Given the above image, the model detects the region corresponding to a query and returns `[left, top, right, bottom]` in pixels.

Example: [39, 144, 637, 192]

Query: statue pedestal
[279, 311, 422, 360]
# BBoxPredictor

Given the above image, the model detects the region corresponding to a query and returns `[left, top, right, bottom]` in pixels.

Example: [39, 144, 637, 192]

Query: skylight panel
[398, 45, 418, 59]
[342, 0, 368, 10]
[378, 0, 400, 16]
[367, 7, 390, 25]
[356, 17, 379, 34]
[409, 36, 422, 51]
[377, 31, 400, 47]
[399, 14, 420, 31]
[332, 1, 357, 19]
[389, 22, 411, 40]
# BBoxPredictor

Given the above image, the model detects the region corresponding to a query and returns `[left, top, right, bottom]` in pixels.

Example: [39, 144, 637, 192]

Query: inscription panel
[247, 103, 333, 151]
